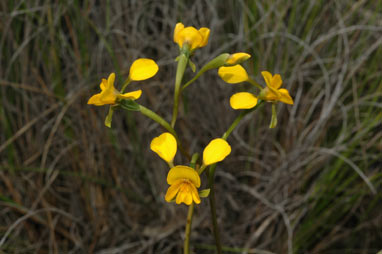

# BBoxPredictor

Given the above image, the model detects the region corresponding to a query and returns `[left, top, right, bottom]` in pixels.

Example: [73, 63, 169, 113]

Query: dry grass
[0, 0, 381, 253]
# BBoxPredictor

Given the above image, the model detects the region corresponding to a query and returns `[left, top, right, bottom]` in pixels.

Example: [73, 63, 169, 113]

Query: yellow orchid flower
[165, 165, 201, 205]
[259, 71, 293, 105]
[225, 53, 251, 66]
[150, 132, 177, 165]
[227, 71, 293, 110]
[87, 73, 142, 106]
[203, 138, 231, 166]
[151, 134, 231, 205]
[87, 58, 158, 106]
[173, 22, 210, 50]
[218, 64, 249, 84]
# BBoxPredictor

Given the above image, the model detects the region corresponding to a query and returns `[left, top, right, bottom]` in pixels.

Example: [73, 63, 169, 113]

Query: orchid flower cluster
[88, 22, 293, 253]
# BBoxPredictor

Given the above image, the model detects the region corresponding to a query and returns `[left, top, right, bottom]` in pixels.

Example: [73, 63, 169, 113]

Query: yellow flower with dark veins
[87, 73, 142, 106]
[165, 165, 201, 205]
[88, 58, 158, 106]
[173, 22, 210, 50]
[259, 71, 293, 105]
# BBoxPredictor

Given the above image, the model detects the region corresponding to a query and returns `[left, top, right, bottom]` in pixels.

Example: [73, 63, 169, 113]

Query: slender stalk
[269, 103, 278, 128]
[222, 101, 263, 141]
[184, 153, 199, 254]
[247, 78, 263, 90]
[207, 175, 222, 254]
[171, 48, 190, 128]
[139, 104, 190, 160]
[207, 101, 264, 254]
[168, 161, 175, 168]
[190, 153, 199, 168]
[222, 111, 249, 140]
[181, 71, 202, 91]
[197, 164, 207, 175]
[120, 78, 131, 93]
[181, 53, 230, 92]
[184, 200, 195, 254]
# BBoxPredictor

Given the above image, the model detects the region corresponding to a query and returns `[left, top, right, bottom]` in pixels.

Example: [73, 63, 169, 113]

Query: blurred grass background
[0, 0, 381, 253]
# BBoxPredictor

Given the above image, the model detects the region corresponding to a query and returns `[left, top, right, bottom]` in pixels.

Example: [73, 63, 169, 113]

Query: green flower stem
[120, 78, 131, 93]
[181, 53, 230, 92]
[269, 103, 278, 128]
[181, 71, 203, 92]
[207, 176, 222, 254]
[168, 161, 175, 168]
[207, 101, 264, 254]
[248, 78, 263, 90]
[184, 153, 199, 254]
[139, 104, 190, 160]
[184, 202, 195, 254]
[190, 153, 199, 168]
[171, 47, 190, 128]
[197, 164, 207, 175]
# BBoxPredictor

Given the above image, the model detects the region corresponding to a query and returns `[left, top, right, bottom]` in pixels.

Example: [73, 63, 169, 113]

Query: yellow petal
[178, 188, 193, 205]
[225, 53, 251, 65]
[87, 93, 104, 106]
[150, 132, 177, 163]
[198, 27, 210, 48]
[190, 184, 201, 204]
[100, 78, 107, 91]
[107, 73, 116, 88]
[261, 86, 280, 101]
[271, 74, 282, 89]
[117, 90, 142, 100]
[218, 65, 249, 84]
[88, 91, 117, 106]
[261, 71, 273, 88]
[167, 166, 201, 187]
[230, 92, 258, 109]
[129, 58, 159, 81]
[173, 23, 185, 44]
[99, 87, 117, 105]
[203, 138, 231, 166]
[184, 194, 193, 205]
[176, 190, 190, 205]
[165, 179, 183, 202]
[278, 88, 294, 105]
